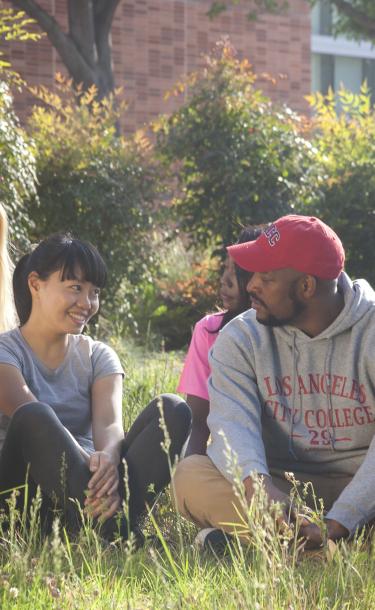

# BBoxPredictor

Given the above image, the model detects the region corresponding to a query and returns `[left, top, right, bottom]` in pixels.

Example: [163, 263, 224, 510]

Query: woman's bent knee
[156, 393, 192, 436]
[10, 401, 57, 433]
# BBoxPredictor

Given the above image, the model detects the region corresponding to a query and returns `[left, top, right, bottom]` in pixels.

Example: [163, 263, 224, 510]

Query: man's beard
[252, 282, 306, 327]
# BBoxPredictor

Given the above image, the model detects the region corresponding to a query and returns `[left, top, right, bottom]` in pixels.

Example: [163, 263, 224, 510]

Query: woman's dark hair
[13, 233, 107, 325]
[214, 225, 264, 333]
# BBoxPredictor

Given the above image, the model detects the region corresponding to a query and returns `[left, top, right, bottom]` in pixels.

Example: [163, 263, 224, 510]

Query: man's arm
[325, 433, 375, 536]
[207, 321, 269, 483]
[298, 431, 375, 548]
[207, 321, 301, 526]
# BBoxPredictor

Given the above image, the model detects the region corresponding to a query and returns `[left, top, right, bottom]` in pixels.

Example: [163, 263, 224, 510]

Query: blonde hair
[0, 205, 16, 331]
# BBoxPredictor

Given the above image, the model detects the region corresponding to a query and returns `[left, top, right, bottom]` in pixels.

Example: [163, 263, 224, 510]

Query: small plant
[307, 83, 375, 285]
[128, 236, 219, 349]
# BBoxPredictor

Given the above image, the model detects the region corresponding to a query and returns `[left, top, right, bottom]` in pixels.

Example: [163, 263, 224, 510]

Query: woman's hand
[85, 489, 121, 521]
[84, 451, 120, 519]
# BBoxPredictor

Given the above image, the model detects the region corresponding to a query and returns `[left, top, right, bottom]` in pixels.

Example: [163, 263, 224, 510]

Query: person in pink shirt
[178, 227, 262, 456]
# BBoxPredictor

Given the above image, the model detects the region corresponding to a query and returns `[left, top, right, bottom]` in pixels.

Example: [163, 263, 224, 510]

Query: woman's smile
[68, 311, 89, 326]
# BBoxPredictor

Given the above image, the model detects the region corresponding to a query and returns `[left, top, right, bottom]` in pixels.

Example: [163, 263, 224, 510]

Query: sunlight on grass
[0, 347, 374, 609]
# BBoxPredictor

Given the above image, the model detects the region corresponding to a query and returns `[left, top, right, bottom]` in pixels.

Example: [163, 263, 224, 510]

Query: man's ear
[299, 274, 317, 300]
[27, 271, 41, 296]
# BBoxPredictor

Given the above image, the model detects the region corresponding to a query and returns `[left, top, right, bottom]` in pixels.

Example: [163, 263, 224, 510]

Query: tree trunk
[8, 0, 121, 98]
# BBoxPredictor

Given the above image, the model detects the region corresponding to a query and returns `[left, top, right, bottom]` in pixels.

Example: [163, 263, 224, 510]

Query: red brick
[2, 0, 311, 131]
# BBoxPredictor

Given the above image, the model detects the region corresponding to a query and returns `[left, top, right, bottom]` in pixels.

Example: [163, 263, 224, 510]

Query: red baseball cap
[227, 215, 345, 280]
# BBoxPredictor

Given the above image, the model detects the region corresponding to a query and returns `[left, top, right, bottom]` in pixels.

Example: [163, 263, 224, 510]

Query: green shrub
[0, 7, 41, 249]
[307, 85, 375, 284]
[0, 81, 36, 248]
[156, 40, 318, 250]
[26, 78, 161, 314]
[129, 236, 219, 349]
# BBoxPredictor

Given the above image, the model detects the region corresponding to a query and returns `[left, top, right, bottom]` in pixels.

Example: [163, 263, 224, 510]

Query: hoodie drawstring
[288, 335, 336, 458]
[288, 333, 301, 459]
[323, 338, 336, 449]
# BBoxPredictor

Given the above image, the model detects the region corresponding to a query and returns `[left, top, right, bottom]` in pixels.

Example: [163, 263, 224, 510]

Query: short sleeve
[91, 341, 124, 382]
[177, 314, 221, 401]
[0, 337, 23, 371]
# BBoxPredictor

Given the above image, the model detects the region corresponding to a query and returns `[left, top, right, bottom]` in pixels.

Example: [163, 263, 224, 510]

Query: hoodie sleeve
[206, 320, 269, 483]
[326, 433, 375, 535]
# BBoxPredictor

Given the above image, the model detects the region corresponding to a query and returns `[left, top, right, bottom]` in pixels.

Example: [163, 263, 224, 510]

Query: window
[311, 1, 375, 102]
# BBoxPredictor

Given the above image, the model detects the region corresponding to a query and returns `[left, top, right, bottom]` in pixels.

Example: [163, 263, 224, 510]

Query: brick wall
[3, 0, 311, 132]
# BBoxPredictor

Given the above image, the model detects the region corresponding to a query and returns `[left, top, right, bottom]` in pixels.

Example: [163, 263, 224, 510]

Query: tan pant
[173, 455, 352, 534]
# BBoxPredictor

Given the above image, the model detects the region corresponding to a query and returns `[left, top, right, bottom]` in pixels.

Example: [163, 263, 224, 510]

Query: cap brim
[227, 240, 269, 272]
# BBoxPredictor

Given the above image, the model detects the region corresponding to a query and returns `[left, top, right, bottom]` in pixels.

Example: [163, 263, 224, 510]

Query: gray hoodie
[207, 272, 375, 535]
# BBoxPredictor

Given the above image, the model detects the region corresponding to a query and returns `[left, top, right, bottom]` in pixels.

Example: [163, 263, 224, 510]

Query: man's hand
[262, 476, 291, 507]
[243, 475, 349, 547]
[298, 518, 323, 549]
[298, 517, 349, 549]
[84, 451, 120, 519]
[326, 519, 349, 541]
[244, 475, 293, 525]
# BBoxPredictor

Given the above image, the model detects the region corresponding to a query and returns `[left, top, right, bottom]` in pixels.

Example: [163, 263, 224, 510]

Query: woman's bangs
[59, 242, 107, 288]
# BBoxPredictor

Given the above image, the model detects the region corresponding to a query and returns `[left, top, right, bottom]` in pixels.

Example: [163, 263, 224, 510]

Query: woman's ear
[27, 271, 41, 297]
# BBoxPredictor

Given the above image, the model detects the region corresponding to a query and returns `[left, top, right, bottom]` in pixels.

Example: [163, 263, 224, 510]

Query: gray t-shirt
[0, 328, 124, 454]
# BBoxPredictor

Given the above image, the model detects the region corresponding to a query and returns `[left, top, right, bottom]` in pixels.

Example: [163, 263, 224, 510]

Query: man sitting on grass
[173, 215, 375, 551]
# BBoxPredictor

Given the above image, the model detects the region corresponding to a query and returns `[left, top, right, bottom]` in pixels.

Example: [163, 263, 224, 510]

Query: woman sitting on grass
[178, 226, 261, 457]
[0, 234, 191, 543]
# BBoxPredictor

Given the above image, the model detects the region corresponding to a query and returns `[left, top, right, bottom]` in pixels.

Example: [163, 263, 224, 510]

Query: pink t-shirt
[177, 312, 224, 401]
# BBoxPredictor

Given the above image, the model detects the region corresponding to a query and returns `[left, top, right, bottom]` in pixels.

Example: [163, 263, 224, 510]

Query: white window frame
[312, 34, 375, 60]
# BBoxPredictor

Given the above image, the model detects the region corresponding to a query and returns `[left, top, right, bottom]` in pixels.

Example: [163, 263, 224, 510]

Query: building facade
[311, 0, 375, 102]
[3, 0, 311, 132]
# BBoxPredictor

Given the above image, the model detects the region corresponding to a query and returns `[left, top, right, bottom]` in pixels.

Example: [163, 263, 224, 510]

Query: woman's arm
[85, 373, 124, 519]
[0, 364, 36, 415]
[0, 364, 90, 461]
[91, 373, 124, 461]
[184, 394, 210, 457]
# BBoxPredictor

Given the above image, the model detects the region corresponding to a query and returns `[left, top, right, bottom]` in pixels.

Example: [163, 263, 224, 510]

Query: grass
[1, 342, 375, 609]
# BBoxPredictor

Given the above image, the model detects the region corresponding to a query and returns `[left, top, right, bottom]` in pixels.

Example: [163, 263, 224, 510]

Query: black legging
[0, 394, 191, 539]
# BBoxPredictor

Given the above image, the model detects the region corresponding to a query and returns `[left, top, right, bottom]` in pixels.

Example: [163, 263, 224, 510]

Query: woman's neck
[20, 320, 69, 369]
